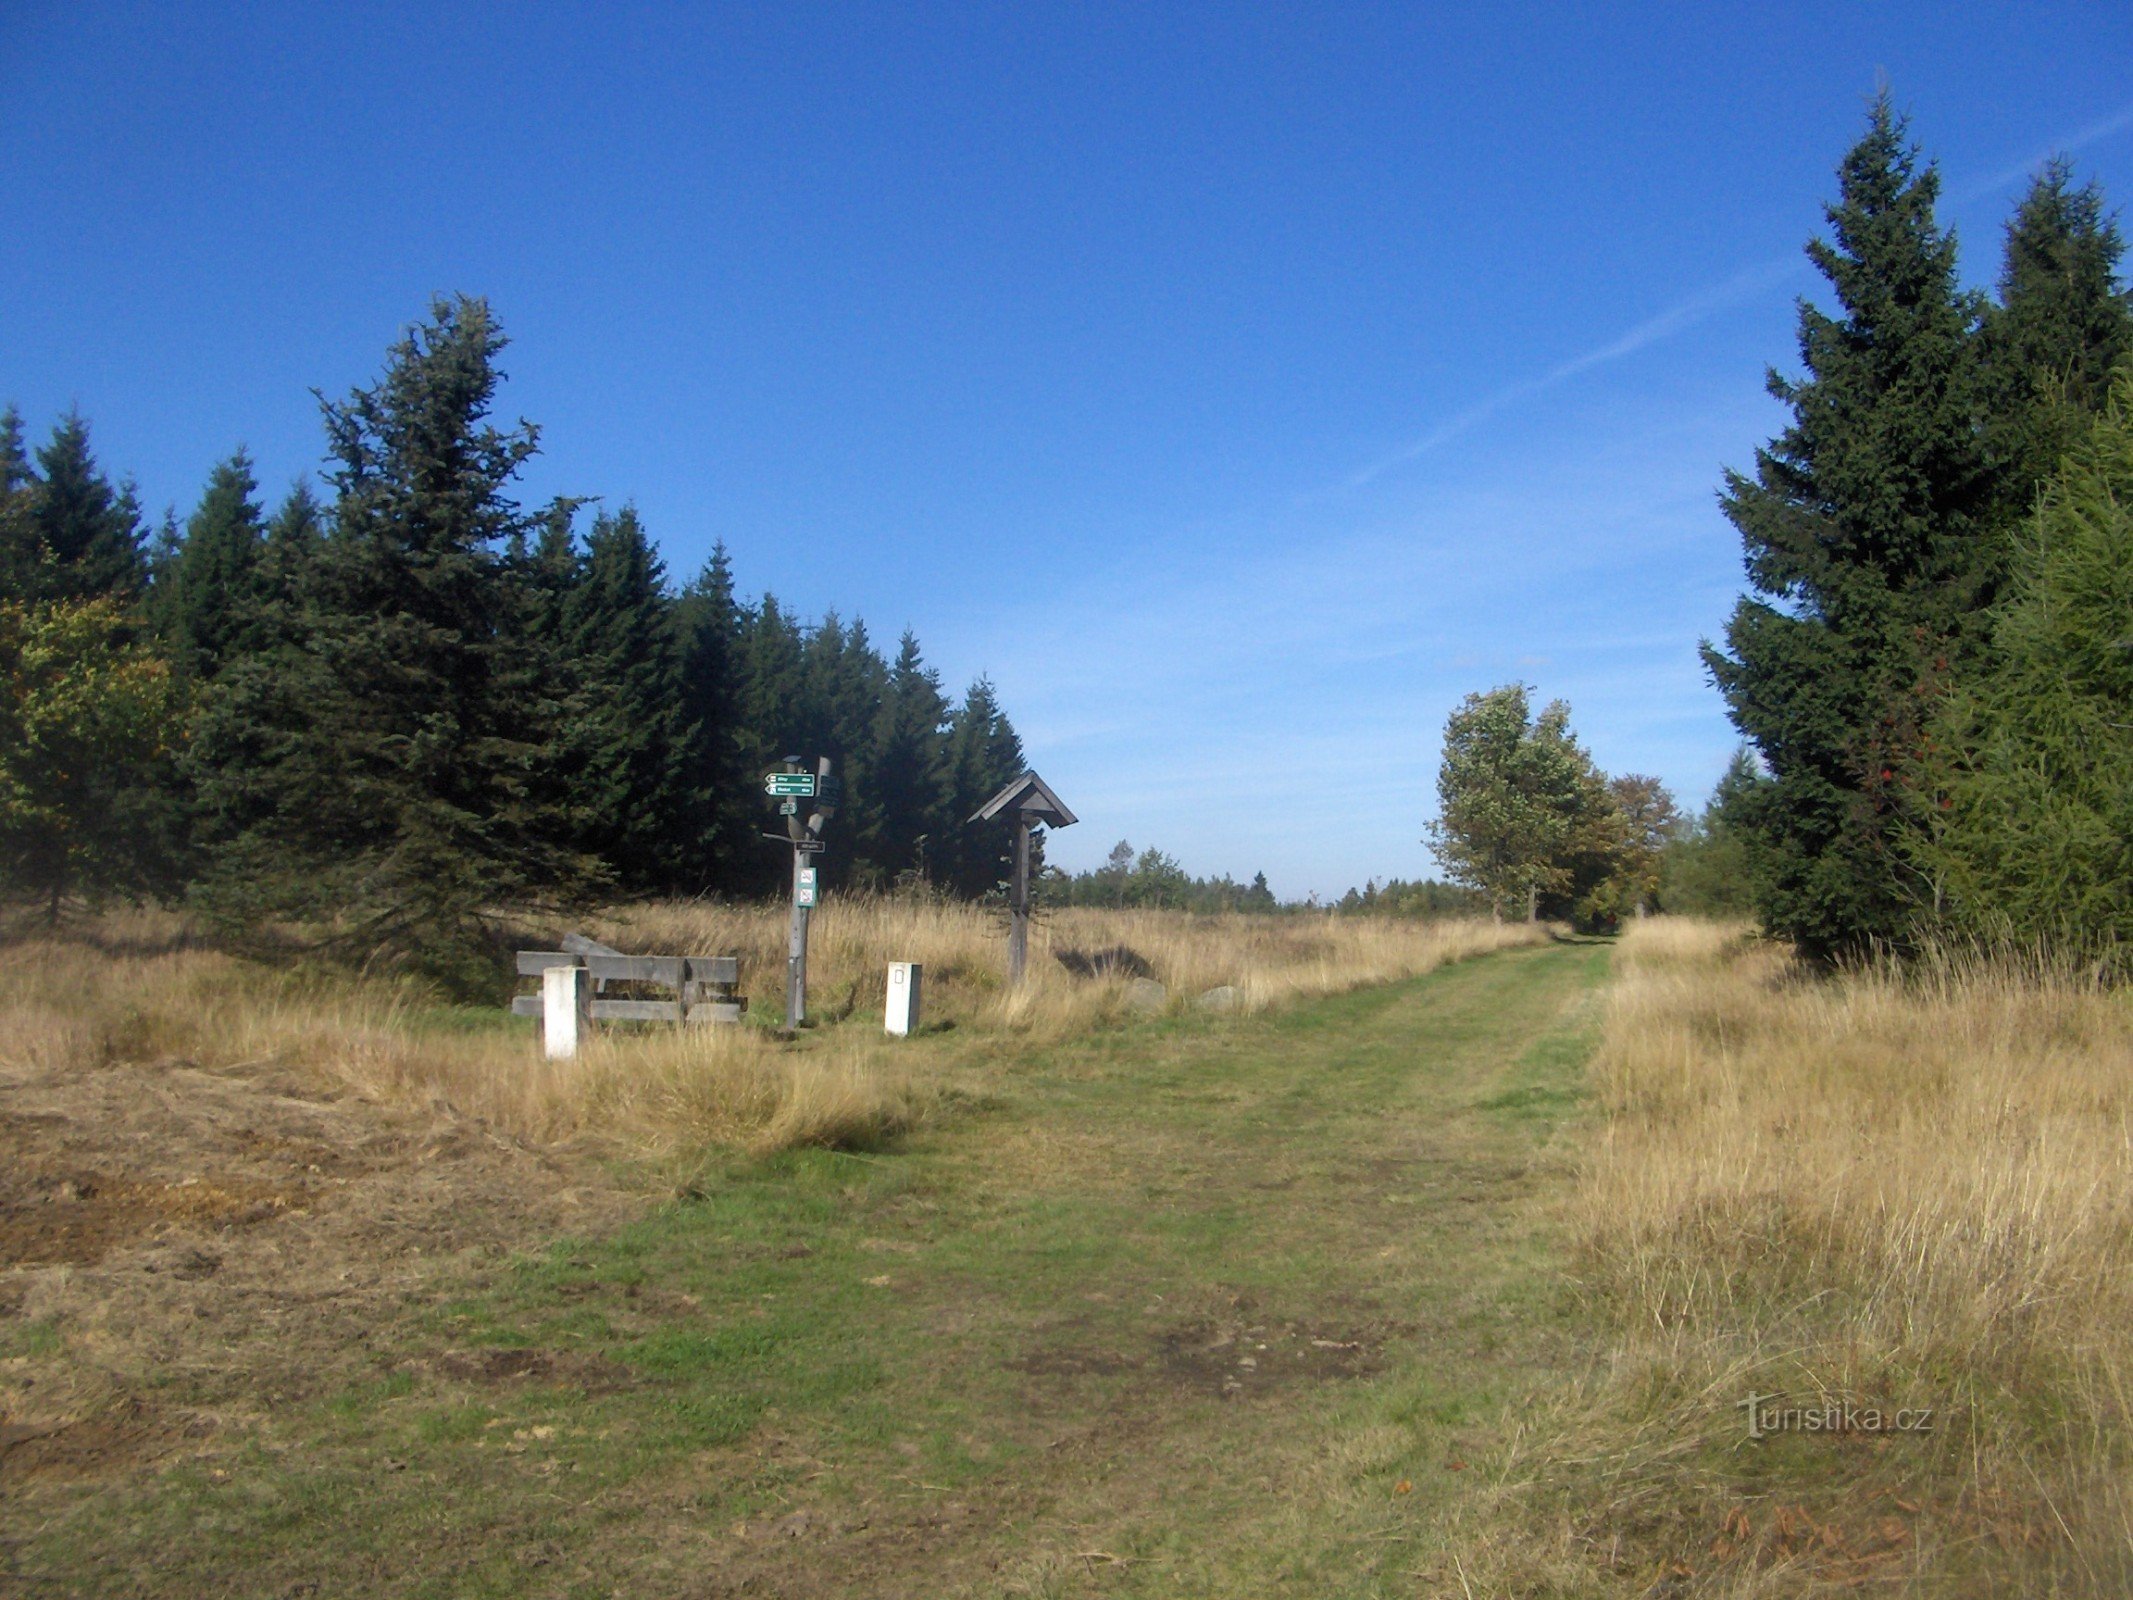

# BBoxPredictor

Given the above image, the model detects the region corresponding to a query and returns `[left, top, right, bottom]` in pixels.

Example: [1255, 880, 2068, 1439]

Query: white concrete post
[885, 962, 922, 1036]
[543, 963, 591, 1059]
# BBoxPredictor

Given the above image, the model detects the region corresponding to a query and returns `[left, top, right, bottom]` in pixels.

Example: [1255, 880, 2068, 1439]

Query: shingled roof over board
[969, 769, 1077, 829]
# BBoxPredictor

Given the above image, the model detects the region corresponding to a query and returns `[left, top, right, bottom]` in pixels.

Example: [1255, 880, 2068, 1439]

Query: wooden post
[771, 755, 833, 1030]
[542, 963, 590, 1060]
[1009, 815, 1031, 984]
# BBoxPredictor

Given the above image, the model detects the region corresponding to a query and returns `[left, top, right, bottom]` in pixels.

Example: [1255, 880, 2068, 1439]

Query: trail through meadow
[3, 939, 1610, 1597]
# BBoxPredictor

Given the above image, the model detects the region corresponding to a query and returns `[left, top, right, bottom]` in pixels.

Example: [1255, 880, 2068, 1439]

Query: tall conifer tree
[873, 630, 951, 886]
[943, 675, 1026, 897]
[796, 614, 888, 885]
[0, 409, 37, 599]
[1704, 97, 1996, 962]
[17, 413, 145, 603]
[158, 451, 269, 678]
[1915, 373, 2133, 957]
[1983, 159, 2133, 514]
[725, 595, 808, 896]
[556, 506, 689, 891]
[193, 297, 588, 968]
[674, 542, 750, 892]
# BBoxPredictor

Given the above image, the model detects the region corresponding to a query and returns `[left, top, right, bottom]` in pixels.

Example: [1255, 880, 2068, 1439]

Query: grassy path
[19, 940, 1612, 1598]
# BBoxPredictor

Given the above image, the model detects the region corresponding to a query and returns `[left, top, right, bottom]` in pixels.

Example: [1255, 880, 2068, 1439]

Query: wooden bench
[510, 934, 747, 1026]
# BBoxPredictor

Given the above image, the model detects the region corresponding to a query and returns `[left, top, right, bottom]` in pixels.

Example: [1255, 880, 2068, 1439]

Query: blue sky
[6, 4, 2130, 898]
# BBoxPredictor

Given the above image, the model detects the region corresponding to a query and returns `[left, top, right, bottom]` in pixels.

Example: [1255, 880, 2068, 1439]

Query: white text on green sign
[765, 772, 817, 797]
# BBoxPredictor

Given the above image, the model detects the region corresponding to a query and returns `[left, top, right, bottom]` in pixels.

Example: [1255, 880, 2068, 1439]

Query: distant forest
[0, 299, 1038, 963]
[1038, 839, 1475, 917]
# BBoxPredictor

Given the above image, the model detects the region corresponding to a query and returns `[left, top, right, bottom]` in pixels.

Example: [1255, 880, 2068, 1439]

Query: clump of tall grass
[1463, 918, 2133, 1595]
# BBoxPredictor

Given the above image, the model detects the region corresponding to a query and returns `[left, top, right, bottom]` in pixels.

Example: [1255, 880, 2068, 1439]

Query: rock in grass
[1124, 978, 1169, 1015]
[1195, 985, 1241, 1013]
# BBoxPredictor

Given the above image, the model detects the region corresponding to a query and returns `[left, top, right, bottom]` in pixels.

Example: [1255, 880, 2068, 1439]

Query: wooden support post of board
[1010, 816, 1031, 983]
[543, 963, 591, 1060]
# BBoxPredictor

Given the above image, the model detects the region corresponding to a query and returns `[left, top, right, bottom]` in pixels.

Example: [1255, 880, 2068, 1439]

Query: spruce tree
[674, 542, 750, 893]
[264, 482, 324, 573]
[556, 506, 689, 891]
[181, 485, 324, 875]
[21, 413, 146, 602]
[943, 675, 1026, 897]
[0, 409, 38, 598]
[796, 614, 887, 885]
[1984, 159, 2133, 515]
[1703, 97, 1995, 962]
[159, 451, 269, 678]
[193, 297, 587, 972]
[1659, 748, 1766, 917]
[872, 630, 951, 886]
[727, 595, 807, 896]
[737, 595, 805, 764]
[517, 498, 585, 643]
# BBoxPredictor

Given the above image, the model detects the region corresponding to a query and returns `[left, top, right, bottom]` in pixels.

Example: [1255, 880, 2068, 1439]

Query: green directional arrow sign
[764, 772, 817, 797]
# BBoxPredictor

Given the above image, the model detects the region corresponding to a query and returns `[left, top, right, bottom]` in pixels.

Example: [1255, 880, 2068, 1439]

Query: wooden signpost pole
[1010, 815, 1032, 983]
[766, 755, 834, 1029]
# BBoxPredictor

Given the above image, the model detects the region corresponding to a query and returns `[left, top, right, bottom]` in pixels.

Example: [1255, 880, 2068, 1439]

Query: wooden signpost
[764, 756, 837, 1027]
[970, 770, 1077, 983]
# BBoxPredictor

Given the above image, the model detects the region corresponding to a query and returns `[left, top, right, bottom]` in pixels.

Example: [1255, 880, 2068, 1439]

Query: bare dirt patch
[1153, 1315, 1394, 1396]
[0, 1045, 640, 1493]
[1014, 1312, 1398, 1397]
[0, 1395, 197, 1485]
[428, 1347, 636, 1392]
[0, 1160, 310, 1268]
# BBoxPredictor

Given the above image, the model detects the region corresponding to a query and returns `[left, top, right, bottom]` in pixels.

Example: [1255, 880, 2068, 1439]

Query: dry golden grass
[1584, 924, 2133, 1359]
[0, 900, 1544, 1160]
[0, 925, 916, 1160]
[1464, 917, 2133, 1594]
[591, 895, 1548, 1036]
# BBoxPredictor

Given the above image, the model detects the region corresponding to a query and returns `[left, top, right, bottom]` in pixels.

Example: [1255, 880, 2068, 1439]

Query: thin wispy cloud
[1346, 99, 2133, 496]
[1343, 256, 1801, 488]
[1948, 99, 2133, 206]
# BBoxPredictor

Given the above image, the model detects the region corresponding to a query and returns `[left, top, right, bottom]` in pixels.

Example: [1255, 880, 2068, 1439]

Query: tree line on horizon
[1038, 840, 1283, 914]
[1695, 96, 2133, 965]
[0, 299, 1035, 975]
